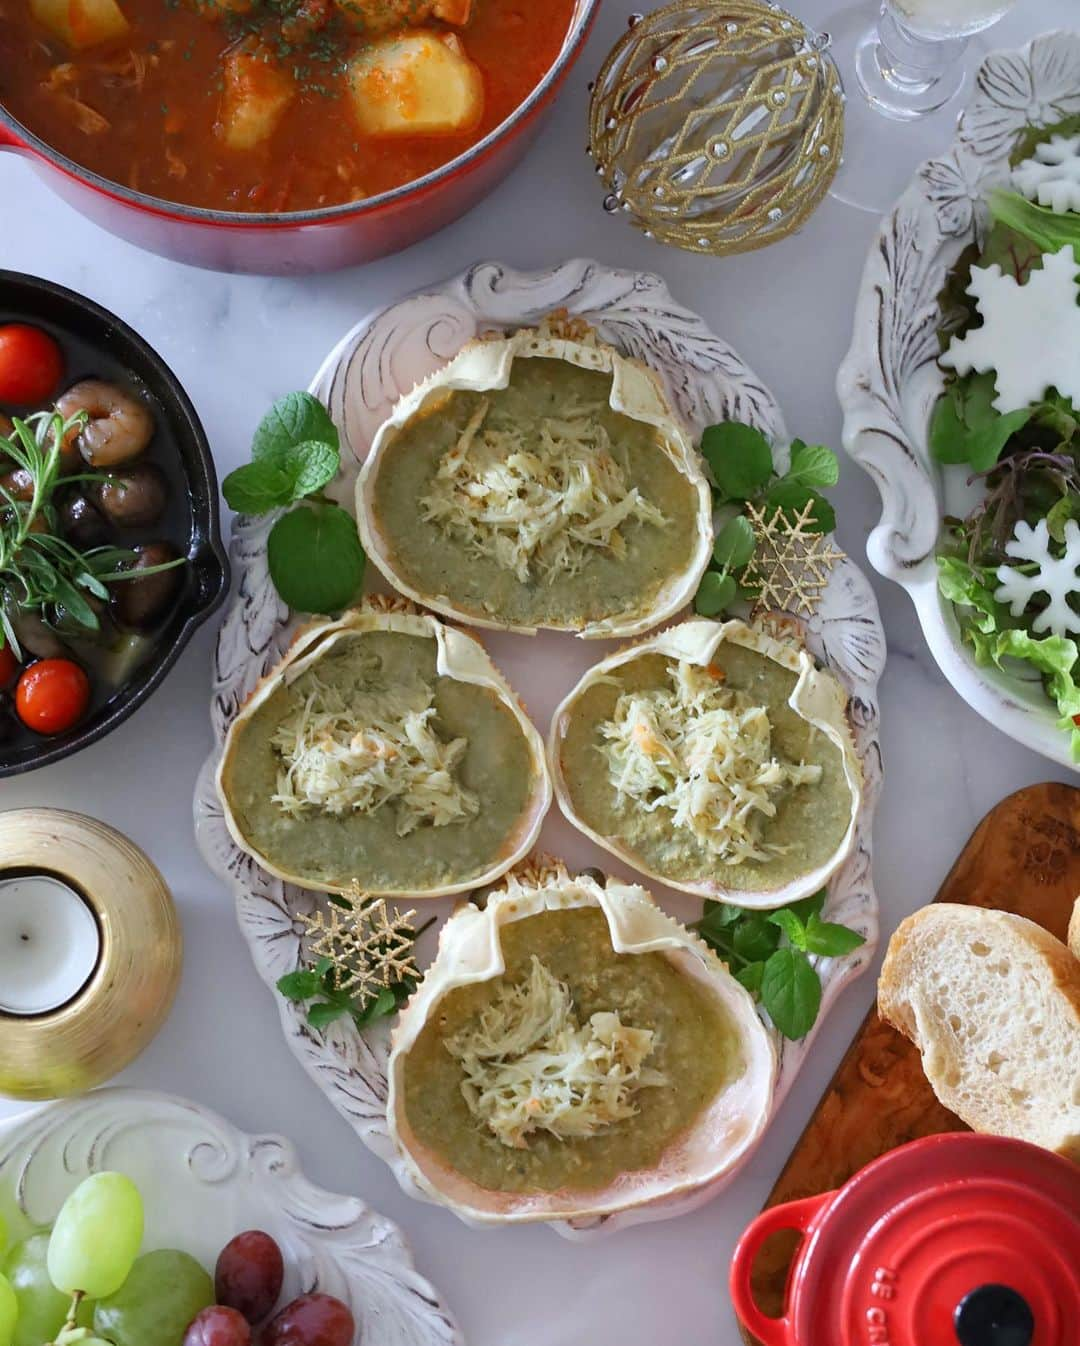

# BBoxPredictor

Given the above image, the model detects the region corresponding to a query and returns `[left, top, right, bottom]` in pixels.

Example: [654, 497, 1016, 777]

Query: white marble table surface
[1, 2, 1076, 1341]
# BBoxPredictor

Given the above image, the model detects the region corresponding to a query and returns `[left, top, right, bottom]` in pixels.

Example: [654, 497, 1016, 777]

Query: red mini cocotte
[730, 1133, 1080, 1346]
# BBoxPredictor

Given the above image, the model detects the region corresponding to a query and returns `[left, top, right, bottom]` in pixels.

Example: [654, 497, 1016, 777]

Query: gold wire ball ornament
[587, 0, 845, 256]
[300, 887, 420, 1001]
[740, 500, 846, 618]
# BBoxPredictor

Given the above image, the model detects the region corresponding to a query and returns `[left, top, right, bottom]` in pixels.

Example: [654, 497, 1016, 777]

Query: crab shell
[548, 619, 863, 908]
[386, 862, 776, 1225]
[215, 605, 552, 898]
[354, 328, 714, 638]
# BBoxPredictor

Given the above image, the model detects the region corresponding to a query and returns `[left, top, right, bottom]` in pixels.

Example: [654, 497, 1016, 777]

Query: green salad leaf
[988, 188, 1080, 258]
[930, 372, 1033, 472]
[692, 893, 865, 1040]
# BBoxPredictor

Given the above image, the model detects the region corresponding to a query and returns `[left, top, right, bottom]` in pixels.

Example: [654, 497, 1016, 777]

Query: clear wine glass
[823, 0, 1018, 213]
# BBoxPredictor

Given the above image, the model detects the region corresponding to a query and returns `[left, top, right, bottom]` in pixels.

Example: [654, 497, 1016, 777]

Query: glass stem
[853, 3, 970, 120]
[875, 8, 967, 94]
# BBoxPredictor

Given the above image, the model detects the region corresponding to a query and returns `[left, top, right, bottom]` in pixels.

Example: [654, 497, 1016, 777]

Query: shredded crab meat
[419, 397, 668, 584]
[599, 660, 823, 865]
[269, 670, 479, 837]
[444, 956, 665, 1149]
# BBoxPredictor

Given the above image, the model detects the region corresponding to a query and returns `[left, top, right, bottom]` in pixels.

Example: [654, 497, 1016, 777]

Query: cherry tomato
[0, 325, 64, 406]
[0, 644, 17, 688]
[15, 658, 90, 735]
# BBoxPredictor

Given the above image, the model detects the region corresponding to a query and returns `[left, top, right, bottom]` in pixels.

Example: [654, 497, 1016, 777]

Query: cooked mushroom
[92, 462, 168, 528]
[58, 491, 111, 548]
[110, 541, 183, 630]
[0, 465, 34, 502]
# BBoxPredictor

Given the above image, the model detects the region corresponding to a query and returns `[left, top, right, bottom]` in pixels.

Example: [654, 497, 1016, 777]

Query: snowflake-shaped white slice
[941, 245, 1080, 414]
[1013, 134, 1080, 215]
[994, 517, 1080, 637]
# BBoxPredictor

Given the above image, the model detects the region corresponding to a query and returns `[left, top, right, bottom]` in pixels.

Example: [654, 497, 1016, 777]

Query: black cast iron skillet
[0, 271, 228, 776]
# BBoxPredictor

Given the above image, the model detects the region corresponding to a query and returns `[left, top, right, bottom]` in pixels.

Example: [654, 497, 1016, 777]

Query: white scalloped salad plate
[838, 30, 1080, 770]
[0, 1089, 459, 1346]
[194, 258, 886, 1238]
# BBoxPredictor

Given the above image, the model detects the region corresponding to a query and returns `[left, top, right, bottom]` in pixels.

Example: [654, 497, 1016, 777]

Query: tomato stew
[0, 0, 576, 212]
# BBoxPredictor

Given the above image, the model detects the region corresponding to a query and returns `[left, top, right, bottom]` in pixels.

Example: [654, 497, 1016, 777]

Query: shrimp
[56, 379, 154, 467]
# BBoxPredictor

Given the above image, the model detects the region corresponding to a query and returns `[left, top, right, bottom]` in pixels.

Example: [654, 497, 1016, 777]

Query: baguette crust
[1069, 896, 1080, 963]
[878, 904, 1080, 1161]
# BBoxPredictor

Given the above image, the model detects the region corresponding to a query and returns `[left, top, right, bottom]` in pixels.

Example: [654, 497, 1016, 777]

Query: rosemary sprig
[0, 409, 181, 656]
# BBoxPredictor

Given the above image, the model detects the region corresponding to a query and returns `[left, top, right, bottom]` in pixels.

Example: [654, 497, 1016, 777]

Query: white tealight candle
[0, 874, 101, 1017]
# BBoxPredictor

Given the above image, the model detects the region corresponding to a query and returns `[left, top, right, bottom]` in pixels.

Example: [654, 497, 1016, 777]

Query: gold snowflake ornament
[741, 500, 845, 618]
[300, 886, 420, 1001]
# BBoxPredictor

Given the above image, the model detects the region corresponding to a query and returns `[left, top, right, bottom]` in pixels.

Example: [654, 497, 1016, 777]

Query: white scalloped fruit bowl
[838, 30, 1080, 771]
[196, 258, 887, 1238]
[0, 1089, 460, 1346]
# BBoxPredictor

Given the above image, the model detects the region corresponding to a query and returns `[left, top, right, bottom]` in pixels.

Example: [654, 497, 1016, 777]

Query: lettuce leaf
[991, 628, 1080, 760]
[987, 189, 1080, 258]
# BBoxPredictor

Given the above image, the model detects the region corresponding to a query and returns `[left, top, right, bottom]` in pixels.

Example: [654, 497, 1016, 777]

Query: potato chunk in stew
[348, 31, 483, 137]
[30, 0, 128, 49]
[216, 43, 296, 151]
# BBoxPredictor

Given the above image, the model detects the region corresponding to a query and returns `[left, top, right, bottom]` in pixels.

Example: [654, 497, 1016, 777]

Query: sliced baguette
[878, 903, 1080, 1161]
[1069, 896, 1080, 963]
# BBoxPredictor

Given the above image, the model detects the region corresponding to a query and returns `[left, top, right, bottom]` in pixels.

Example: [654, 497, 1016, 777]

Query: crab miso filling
[599, 658, 822, 866]
[558, 644, 854, 891]
[219, 629, 536, 890]
[370, 358, 702, 628]
[402, 907, 740, 1194]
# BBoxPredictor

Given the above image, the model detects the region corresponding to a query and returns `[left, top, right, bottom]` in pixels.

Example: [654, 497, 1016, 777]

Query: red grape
[183, 1307, 251, 1346]
[214, 1232, 284, 1324]
[262, 1295, 354, 1346]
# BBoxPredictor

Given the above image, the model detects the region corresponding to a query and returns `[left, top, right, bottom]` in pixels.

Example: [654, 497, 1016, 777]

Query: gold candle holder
[0, 809, 182, 1100]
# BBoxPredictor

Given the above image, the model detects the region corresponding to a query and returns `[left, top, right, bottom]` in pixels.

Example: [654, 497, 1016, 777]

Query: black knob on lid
[954, 1284, 1035, 1346]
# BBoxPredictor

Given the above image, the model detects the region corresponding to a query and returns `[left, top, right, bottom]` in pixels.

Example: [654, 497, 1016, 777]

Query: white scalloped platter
[195, 258, 886, 1239]
[0, 1089, 459, 1346]
[838, 30, 1080, 770]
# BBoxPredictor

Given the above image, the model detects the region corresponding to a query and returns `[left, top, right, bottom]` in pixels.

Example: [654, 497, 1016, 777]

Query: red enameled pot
[730, 1133, 1080, 1346]
[0, 0, 597, 275]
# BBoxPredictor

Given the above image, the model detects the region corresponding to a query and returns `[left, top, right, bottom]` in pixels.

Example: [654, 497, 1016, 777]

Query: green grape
[3, 1235, 94, 1346]
[0, 1272, 16, 1346]
[94, 1251, 213, 1346]
[48, 1174, 143, 1299]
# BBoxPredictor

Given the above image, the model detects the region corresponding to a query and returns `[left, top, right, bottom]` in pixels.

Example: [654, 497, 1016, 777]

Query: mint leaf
[253, 391, 338, 462]
[313, 956, 334, 978]
[768, 908, 808, 949]
[267, 503, 366, 614]
[765, 481, 836, 533]
[222, 460, 296, 514]
[353, 986, 398, 1026]
[785, 889, 827, 924]
[784, 441, 839, 491]
[760, 948, 822, 1040]
[222, 440, 340, 515]
[732, 914, 781, 963]
[695, 570, 736, 616]
[276, 969, 322, 1001]
[713, 514, 756, 569]
[803, 912, 866, 958]
[701, 423, 774, 500]
[307, 1001, 351, 1031]
[735, 962, 765, 995]
[700, 900, 745, 928]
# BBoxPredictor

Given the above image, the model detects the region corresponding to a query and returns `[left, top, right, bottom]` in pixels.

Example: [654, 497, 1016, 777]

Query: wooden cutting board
[738, 782, 1080, 1343]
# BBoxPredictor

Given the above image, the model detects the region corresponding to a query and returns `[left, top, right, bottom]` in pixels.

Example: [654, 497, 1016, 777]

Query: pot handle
[729, 1192, 833, 1346]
